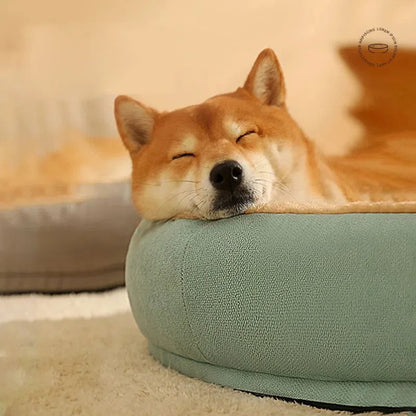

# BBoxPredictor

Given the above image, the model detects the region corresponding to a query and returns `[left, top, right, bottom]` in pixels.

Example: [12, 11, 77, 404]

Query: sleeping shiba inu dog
[114, 49, 416, 220]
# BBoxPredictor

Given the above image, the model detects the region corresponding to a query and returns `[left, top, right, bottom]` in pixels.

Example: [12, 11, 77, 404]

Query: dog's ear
[243, 48, 286, 106]
[114, 95, 158, 152]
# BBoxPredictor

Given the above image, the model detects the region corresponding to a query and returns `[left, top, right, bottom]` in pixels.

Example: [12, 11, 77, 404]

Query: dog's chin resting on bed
[114, 49, 416, 221]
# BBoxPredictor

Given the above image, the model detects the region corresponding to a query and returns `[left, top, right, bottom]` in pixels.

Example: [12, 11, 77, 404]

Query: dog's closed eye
[236, 130, 256, 143]
[172, 152, 196, 160]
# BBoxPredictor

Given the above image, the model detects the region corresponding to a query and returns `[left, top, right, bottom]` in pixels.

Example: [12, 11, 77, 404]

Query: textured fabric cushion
[126, 213, 416, 408]
[0, 181, 140, 293]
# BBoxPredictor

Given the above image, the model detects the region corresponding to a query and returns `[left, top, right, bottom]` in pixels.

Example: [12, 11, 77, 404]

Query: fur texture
[115, 49, 416, 220]
[0, 137, 129, 208]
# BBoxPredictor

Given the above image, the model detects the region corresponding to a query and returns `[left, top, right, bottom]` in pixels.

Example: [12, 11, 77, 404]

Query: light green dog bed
[126, 213, 416, 410]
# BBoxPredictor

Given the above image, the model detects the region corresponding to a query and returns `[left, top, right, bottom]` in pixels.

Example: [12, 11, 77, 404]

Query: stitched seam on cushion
[179, 222, 212, 363]
[150, 343, 416, 385]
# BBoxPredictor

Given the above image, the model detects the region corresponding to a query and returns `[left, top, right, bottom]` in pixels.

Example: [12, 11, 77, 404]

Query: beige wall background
[1, 0, 415, 165]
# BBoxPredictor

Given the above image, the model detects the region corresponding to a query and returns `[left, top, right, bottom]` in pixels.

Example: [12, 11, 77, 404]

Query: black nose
[209, 160, 243, 192]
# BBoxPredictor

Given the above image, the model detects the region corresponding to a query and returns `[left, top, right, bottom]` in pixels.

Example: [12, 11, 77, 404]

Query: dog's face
[115, 49, 306, 220]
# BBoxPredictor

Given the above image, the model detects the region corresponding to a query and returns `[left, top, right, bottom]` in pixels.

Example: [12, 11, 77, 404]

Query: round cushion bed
[0, 181, 139, 293]
[126, 213, 416, 410]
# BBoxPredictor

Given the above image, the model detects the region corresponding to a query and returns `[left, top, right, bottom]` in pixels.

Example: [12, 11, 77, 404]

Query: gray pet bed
[0, 181, 139, 293]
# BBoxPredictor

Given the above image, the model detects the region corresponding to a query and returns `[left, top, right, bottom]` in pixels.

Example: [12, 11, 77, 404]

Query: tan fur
[115, 49, 416, 220]
[0, 137, 129, 208]
[328, 134, 416, 201]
